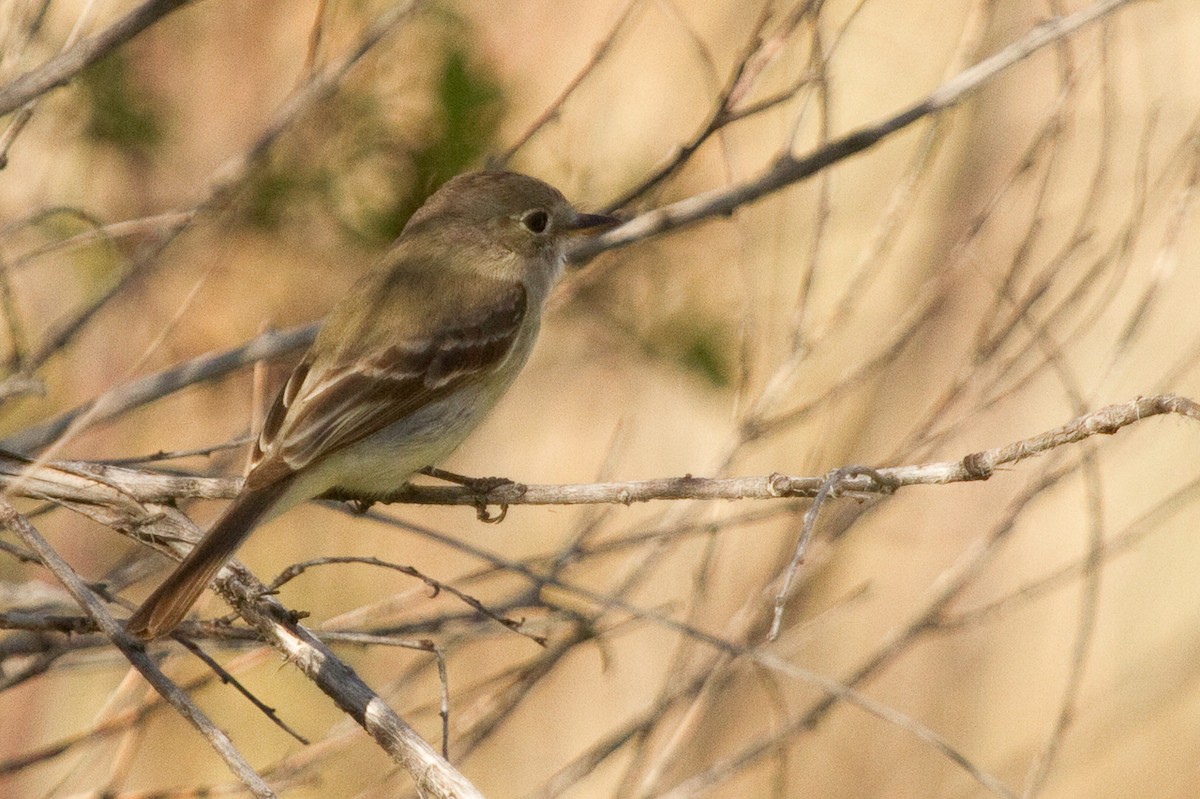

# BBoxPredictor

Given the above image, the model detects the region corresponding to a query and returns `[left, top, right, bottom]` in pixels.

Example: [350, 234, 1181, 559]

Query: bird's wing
[246, 277, 527, 488]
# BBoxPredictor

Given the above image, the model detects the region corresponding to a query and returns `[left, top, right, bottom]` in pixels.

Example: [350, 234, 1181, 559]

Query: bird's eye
[520, 209, 551, 234]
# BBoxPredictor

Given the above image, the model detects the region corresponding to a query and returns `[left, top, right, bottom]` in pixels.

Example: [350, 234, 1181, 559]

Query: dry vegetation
[2, 0, 1200, 797]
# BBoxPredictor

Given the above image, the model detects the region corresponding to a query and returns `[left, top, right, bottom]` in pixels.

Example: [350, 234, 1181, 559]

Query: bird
[126, 170, 619, 638]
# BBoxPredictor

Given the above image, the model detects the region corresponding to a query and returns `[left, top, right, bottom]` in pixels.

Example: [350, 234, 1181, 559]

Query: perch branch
[0, 395, 1190, 512]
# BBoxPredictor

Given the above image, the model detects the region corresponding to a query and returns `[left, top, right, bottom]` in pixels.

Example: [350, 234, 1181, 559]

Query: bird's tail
[126, 479, 292, 639]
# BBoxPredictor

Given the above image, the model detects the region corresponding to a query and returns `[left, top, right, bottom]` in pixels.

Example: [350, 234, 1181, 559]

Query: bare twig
[8, 211, 195, 272]
[9, 463, 486, 798]
[271, 555, 547, 645]
[2, 323, 316, 453]
[327, 395, 1199, 509]
[0, 501, 277, 798]
[207, 564, 487, 799]
[0, 0, 194, 172]
[767, 465, 893, 641]
[172, 635, 311, 745]
[601, 4, 790, 211]
[0, 0, 193, 118]
[493, 0, 642, 166]
[12, 0, 424, 385]
[0, 395, 1192, 512]
[568, 0, 1139, 264]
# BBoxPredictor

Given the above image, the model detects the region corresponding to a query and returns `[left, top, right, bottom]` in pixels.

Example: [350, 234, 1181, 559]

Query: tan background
[2, 0, 1200, 797]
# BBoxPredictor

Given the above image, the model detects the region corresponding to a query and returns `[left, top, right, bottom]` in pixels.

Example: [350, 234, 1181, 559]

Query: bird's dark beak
[565, 212, 622, 235]
[563, 211, 623, 267]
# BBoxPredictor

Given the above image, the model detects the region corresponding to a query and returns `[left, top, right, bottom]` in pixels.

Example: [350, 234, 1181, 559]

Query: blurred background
[2, 0, 1200, 797]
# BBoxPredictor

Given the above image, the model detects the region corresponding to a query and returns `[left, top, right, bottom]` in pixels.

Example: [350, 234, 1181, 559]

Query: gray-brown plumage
[126, 171, 618, 638]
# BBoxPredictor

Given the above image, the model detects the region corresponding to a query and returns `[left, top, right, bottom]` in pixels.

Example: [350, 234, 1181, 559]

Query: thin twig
[0, 0, 193, 117]
[172, 635, 311, 745]
[767, 465, 894, 641]
[271, 555, 547, 645]
[2, 323, 316, 453]
[568, 0, 1139, 265]
[0, 500, 277, 798]
[493, 0, 642, 166]
[207, 562, 487, 799]
[0, 395, 1192, 512]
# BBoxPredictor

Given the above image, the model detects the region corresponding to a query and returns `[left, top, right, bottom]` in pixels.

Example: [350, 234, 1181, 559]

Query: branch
[204, 561, 488, 799]
[567, 0, 1140, 263]
[601, 4, 807, 211]
[4, 396, 1186, 795]
[493, 0, 641, 165]
[0, 450, 238, 507]
[2, 323, 317, 453]
[8, 1, 423, 376]
[0, 0, 194, 119]
[329, 395, 1200, 510]
[0, 501, 276, 798]
[1, 462, 487, 799]
[1, 395, 1191, 513]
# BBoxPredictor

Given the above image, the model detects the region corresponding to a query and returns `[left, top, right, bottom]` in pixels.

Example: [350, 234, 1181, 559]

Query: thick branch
[207, 565, 487, 799]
